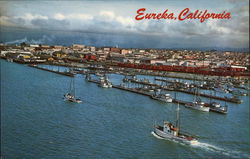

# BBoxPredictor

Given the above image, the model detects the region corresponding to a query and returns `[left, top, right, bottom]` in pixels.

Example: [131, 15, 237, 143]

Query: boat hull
[154, 127, 197, 145]
[151, 96, 173, 103]
[64, 95, 82, 103]
[185, 104, 210, 112]
[65, 98, 82, 103]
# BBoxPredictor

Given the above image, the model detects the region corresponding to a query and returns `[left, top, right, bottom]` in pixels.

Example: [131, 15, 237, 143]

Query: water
[1, 60, 250, 159]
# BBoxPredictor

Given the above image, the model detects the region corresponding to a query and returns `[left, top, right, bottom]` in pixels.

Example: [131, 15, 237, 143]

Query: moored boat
[151, 93, 173, 103]
[208, 102, 228, 114]
[185, 101, 210, 112]
[98, 75, 112, 88]
[185, 86, 210, 112]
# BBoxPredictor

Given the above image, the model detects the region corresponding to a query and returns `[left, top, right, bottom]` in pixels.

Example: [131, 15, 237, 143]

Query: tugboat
[154, 103, 198, 145]
[64, 77, 82, 103]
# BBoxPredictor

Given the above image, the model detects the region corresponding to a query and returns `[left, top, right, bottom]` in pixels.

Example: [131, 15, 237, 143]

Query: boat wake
[151, 132, 249, 158]
[191, 142, 249, 158]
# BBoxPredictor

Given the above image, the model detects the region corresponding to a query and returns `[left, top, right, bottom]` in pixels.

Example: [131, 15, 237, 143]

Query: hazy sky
[0, 0, 249, 48]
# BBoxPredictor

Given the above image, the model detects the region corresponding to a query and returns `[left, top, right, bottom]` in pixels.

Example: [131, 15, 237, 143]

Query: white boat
[7, 58, 13, 62]
[98, 75, 112, 88]
[211, 102, 220, 107]
[95, 72, 103, 76]
[99, 81, 110, 88]
[154, 104, 198, 145]
[151, 93, 173, 103]
[209, 102, 228, 114]
[64, 93, 82, 103]
[185, 87, 209, 112]
[185, 101, 210, 112]
[64, 77, 82, 103]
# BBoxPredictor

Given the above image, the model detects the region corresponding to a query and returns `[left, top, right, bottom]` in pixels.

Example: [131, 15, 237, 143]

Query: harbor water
[1, 60, 250, 159]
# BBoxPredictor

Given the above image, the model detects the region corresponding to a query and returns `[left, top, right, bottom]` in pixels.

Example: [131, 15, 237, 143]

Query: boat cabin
[163, 121, 179, 136]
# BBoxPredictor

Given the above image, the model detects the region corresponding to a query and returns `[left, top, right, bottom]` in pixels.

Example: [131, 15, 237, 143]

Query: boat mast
[199, 51, 206, 102]
[196, 76, 201, 102]
[73, 77, 76, 96]
[69, 77, 73, 94]
[209, 91, 212, 104]
[176, 103, 180, 133]
[193, 76, 197, 102]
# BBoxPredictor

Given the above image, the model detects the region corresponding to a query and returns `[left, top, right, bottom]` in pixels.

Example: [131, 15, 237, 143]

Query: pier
[87, 79, 226, 114]
[154, 78, 212, 90]
[28, 64, 75, 77]
[126, 79, 242, 104]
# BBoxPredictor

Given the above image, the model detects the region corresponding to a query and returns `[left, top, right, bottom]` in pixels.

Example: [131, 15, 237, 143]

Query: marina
[87, 77, 229, 114]
[1, 35, 249, 159]
[22, 62, 248, 114]
[119, 75, 243, 104]
[1, 0, 249, 158]
[1, 58, 250, 158]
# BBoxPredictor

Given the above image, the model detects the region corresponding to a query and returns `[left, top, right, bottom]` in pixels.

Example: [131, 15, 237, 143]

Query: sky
[0, 0, 249, 49]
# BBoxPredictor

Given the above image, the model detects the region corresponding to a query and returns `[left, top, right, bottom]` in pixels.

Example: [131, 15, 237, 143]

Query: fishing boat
[151, 79, 173, 103]
[98, 75, 112, 88]
[154, 103, 198, 145]
[151, 93, 173, 103]
[185, 101, 210, 112]
[208, 91, 227, 114]
[122, 75, 136, 82]
[64, 77, 82, 103]
[225, 95, 243, 104]
[208, 102, 228, 114]
[185, 87, 210, 112]
[229, 89, 248, 96]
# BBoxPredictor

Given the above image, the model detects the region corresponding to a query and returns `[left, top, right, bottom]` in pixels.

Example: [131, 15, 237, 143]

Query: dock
[28, 64, 75, 77]
[87, 79, 226, 114]
[126, 79, 242, 104]
[154, 78, 212, 90]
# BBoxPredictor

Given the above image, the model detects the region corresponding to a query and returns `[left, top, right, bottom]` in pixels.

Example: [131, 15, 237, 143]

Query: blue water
[1, 60, 250, 159]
